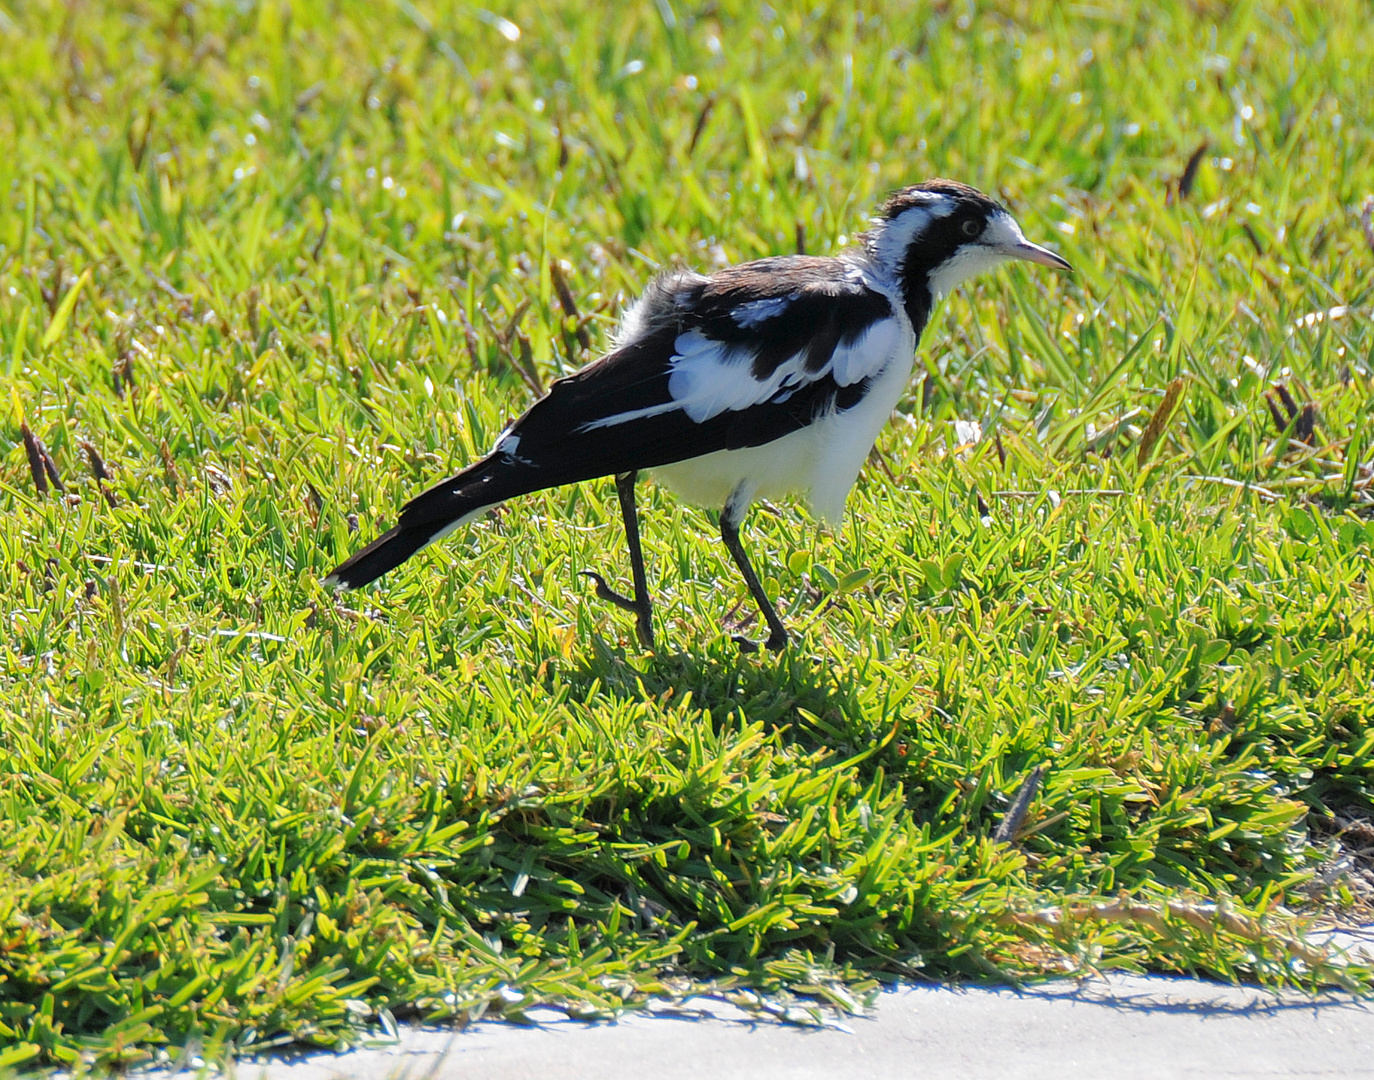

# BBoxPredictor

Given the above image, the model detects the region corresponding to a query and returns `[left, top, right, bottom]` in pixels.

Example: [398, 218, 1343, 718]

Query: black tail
[324, 455, 535, 589]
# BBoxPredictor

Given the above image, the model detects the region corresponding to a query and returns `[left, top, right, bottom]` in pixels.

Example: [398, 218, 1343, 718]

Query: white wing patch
[579, 309, 902, 432]
[830, 319, 900, 385]
[575, 397, 682, 431]
[732, 296, 791, 328]
[667, 316, 901, 423]
[667, 329, 824, 423]
[665, 330, 762, 423]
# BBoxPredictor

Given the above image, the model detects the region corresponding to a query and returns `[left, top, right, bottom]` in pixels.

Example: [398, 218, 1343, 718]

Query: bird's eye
[960, 218, 982, 238]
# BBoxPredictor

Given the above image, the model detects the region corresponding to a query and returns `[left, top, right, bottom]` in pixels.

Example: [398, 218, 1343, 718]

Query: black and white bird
[326, 179, 1071, 651]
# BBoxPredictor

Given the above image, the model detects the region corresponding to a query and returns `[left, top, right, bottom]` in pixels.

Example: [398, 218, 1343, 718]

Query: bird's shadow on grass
[547, 632, 893, 762]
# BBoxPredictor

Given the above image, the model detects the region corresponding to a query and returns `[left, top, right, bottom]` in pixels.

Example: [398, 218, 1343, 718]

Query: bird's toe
[579, 570, 640, 613]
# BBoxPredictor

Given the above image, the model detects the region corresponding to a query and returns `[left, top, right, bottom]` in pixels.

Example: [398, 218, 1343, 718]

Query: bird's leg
[616, 471, 656, 649]
[580, 471, 655, 649]
[719, 496, 789, 654]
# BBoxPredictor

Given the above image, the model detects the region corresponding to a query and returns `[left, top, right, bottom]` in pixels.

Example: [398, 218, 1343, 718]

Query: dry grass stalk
[993, 765, 1044, 844]
[1175, 140, 1209, 201]
[550, 259, 592, 353]
[21, 423, 64, 495]
[81, 439, 110, 481]
[1002, 896, 1341, 976]
[159, 439, 182, 495]
[1137, 377, 1185, 466]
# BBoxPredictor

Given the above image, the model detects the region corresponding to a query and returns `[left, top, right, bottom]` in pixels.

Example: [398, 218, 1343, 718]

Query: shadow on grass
[551, 632, 892, 760]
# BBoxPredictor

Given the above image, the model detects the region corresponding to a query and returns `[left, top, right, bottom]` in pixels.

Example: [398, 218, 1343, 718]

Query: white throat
[926, 211, 1026, 299]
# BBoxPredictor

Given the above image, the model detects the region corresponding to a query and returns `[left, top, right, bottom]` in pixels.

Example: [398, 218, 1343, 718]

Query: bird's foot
[580, 571, 655, 650]
[731, 628, 789, 655]
[580, 570, 638, 612]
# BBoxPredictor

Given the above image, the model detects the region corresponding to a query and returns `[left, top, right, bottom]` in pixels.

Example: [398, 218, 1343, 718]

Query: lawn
[2, 0, 1373, 1069]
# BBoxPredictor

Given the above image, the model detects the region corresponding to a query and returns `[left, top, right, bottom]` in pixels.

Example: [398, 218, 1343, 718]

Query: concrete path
[236, 932, 1374, 1080]
[251, 981, 1374, 1080]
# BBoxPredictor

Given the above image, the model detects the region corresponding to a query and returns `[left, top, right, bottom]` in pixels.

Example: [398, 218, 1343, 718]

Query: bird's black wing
[484, 256, 901, 489]
[326, 258, 900, 588]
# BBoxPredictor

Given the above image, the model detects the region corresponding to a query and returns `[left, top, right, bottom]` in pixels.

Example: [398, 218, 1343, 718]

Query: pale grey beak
[1005, 239, 1073, 272]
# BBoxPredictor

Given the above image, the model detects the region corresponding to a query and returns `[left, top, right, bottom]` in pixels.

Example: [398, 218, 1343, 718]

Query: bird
[325, 179, 1071, 652]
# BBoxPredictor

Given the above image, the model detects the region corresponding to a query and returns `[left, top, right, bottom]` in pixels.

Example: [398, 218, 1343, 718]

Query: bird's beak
[1005, 239, 1073, 272]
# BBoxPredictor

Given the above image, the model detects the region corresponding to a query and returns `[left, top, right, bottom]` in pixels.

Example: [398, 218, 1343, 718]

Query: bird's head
[863, 179, 1071, 320]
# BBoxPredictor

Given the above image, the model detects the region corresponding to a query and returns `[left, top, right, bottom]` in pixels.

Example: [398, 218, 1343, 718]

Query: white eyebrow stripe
[869, 197, 956, 276]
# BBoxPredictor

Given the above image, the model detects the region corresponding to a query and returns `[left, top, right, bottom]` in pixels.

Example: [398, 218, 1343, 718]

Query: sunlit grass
[1, 0, 1373, 1069]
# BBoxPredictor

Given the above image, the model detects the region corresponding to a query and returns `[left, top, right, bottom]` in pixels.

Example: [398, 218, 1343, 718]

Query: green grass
[3, 0, 1374, 1069]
